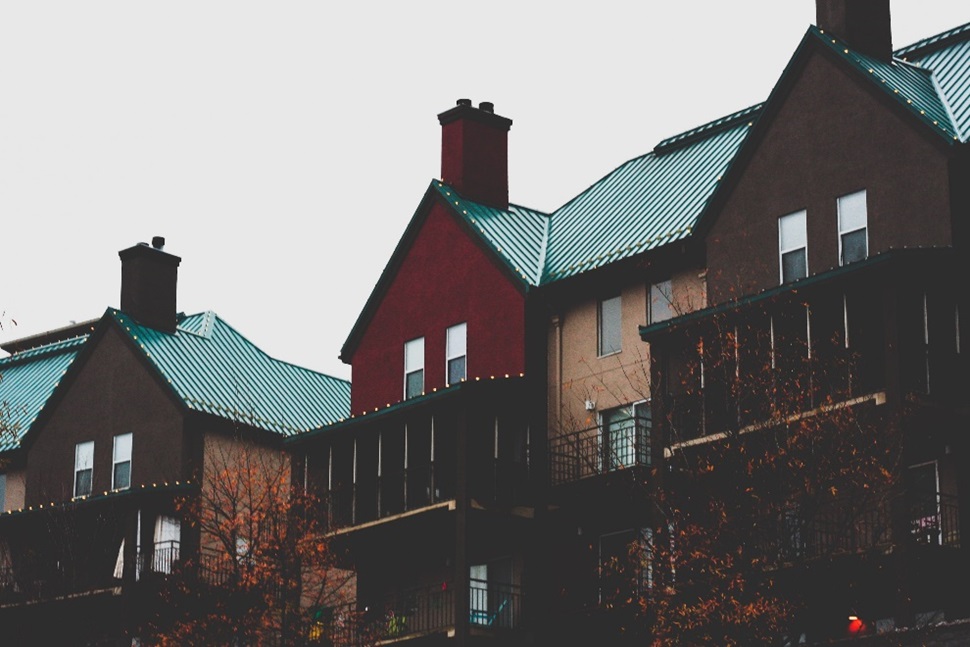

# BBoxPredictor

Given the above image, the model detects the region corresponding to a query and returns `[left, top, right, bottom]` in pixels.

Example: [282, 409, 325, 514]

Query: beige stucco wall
[548, 267, 706, 436]
[199, 432, 291, 551]
[2, 469, 25, 512]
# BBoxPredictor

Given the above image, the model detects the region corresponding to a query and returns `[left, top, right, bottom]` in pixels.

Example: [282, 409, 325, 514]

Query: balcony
[549, 414, 651, 486]
[755, 492, 960, 565]
[310, 383, 534, 534]
[310, 580, 524, 645]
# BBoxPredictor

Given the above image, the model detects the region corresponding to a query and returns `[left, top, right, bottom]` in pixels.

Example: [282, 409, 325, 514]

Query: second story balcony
[753, 491, 961, 566]
[294, 378, 537, 535]
[549, 407, 652, 487]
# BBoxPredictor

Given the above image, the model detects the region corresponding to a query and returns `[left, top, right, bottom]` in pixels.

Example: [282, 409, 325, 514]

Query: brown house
[0, 237, 350, 645]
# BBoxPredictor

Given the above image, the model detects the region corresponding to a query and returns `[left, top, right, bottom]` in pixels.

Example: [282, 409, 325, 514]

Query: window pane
[448, 356, 466, 385]
[838, 190, 867, 233]
[75, 468, 92, 497]
[113, 433, 132, 462]
[469, 563, 489, 624]
[649, 281, 673, 323]
[634, 403, 652, 466]
[447, 323, 466, 358]
[599, 296, 622, 355]
[779, 210, 806, 251]
[782, 249, 807, 283]
[841, 229, 867, 264]
[75, 441, 94, 471]
[406, 370, 424, 399]
[404, 337, 424, 372]
[114, 461, 131, 490]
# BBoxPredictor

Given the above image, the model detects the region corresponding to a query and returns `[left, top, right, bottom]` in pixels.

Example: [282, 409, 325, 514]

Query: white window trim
[778, 210, 808, 284]
[446, 322, 467, 385]
[837, 190, 868, 266]
[74, 440, 94, 498]
[112, 432, 133, 491]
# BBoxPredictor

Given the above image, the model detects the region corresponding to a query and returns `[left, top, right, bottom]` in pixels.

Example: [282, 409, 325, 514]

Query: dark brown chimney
[817, 0, 893, 61]
[437, 98, 513, 210]
[118, 237, 181, 333]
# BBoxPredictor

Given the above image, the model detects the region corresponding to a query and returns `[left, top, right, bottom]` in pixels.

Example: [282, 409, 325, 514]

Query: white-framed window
[838, 190, 868, 265]
[404, 337, 425, 399]
[598, 295, 622, 356]
[74, 441, 94, 497]
[779, 210, 808, 283]
[112, 433, 133, 490]
[600, 402, 651, 471]
[446, 322, 467, 385]
[648, 280, 674, 324]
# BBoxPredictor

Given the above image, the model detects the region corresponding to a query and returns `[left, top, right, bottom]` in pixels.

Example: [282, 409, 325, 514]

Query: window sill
[597, 350, 622, 359]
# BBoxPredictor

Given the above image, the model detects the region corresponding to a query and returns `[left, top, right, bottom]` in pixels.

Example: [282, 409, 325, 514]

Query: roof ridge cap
[0, 334, 88, 367]
[654, 103, 764, 155]
[896, 20, 970, 59]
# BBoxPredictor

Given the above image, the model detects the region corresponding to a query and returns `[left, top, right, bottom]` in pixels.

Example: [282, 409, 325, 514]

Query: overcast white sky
[2, 2, 967, 380]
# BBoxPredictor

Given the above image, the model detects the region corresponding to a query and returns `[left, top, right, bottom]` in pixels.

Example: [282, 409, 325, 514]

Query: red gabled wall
[350, 200, 526, 414]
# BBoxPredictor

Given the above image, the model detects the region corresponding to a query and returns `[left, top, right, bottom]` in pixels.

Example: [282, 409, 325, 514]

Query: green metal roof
[110, 309, 351, 436]
[814, 26, 962, 142]
[428, 21, 970, 286]
[433, 183, 550, 286]
[433, 105, 758, 286]
[0, 335, 89, 452]
[896, 21, 970, 141]
[543, 105, 758, 282]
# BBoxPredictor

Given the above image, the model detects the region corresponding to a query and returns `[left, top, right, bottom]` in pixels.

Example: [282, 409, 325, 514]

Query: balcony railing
[310, 580, 524, 645]
[550, 417, 650, 486]
[323, 463, 454, 532]
[755, 492, 960, 564]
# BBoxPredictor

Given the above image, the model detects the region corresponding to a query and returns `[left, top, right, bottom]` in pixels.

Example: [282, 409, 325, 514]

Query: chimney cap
[438, 99, 512, 129]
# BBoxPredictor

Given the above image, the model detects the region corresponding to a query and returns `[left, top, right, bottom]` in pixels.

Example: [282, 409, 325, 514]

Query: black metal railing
[136, 539, 181, 577]
[755, 492, 960, 564]
[468, 579, 523, 630]
[322, 464, 456, 532]
[309, 580, 524, 645]
[550, 417, 651, 486]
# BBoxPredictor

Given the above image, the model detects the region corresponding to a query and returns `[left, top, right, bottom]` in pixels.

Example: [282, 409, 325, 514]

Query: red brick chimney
[437, 99, 512, 210]
[817, 0, 893, 61]
[119, 236, 181, 333]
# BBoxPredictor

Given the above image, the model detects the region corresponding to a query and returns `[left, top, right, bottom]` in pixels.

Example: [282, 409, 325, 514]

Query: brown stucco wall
[25, 324, 185, 506]
[707, 47, 952, 304]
